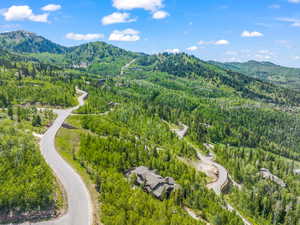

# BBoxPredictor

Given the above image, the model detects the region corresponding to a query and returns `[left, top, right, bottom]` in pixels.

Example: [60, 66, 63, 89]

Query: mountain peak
[0, 30, 67, 54]
[0, 30, 40, 41]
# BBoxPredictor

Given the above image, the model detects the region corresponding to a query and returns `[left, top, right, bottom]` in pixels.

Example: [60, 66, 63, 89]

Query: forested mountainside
[209, 60, 300, 91]
[0, 30, 67, 54]
[0, 57, 76, 222]
[0, 31, 138, 74]
[0, 30, 299, 225]
[151, 54, 300, 105]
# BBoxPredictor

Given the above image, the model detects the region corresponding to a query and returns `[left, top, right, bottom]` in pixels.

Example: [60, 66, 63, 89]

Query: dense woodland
[0, 53, 76, 221]
[0, 120, 57, 216]
[74, 55, 300, 224]
[74, 104, 244, 225]
[0, 30, 299, 225]
[216, 145, 300, 225]
[210, 60, 300, 91]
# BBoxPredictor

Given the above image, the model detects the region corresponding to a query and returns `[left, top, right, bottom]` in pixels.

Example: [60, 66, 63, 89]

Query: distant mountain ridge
[0, 30, 67, 54]
[209, 60, 300, 90]
[135, 53, 300, 105]
[1, 30, 300, 105]
[0, 30, 138, 65]
[67, 41, 138, 65]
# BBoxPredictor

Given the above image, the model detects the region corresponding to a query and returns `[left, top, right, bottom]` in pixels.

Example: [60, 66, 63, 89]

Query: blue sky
[1, 0, 300, 67]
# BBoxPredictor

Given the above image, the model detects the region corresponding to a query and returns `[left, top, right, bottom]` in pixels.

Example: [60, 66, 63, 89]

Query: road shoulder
[55, 115, 102, 225]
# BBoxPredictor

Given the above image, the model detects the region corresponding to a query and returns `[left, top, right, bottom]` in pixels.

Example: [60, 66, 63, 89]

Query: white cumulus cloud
[198, 40, 230, 45]
[241, 30, 264, 37]
[3, 5, 49, 23]
[288, 0, 300, 3]
[186, 46, 198, 51]
[109, 29, 140, 42]
[152, 10, 169, 19]
[214, 40, 230, 45]
[112, 0, 168, 21]
[102, 12, 136, 25]
[164, 48, 180, 54]
[65, 32, 104, 41]
[112, 0, 164, 11]
[42, 4, 61, 12]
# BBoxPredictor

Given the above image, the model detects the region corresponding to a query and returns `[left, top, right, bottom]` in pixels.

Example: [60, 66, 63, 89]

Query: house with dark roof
[127, 166, 177, 199]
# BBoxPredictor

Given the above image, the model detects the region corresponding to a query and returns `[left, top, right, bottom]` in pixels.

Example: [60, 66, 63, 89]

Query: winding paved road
[196, 152, 228, 195]
[195, 151, 251, 225]
[195, 152, 251, 225]
[18, 89, 92, 225]
[174, 125, 252, 225]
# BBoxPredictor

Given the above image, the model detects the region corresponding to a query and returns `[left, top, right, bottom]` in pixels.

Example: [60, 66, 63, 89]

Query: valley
[0, 30, 299, 225]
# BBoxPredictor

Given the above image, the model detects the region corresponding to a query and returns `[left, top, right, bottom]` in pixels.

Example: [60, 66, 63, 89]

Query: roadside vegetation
[0, 120, 62, 223]
[70, 53, 300, 224]
[0, 57, 76, 223]
[0, 30, 299, 225]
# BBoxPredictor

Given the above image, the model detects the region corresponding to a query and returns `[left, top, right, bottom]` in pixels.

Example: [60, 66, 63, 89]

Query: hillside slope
[137, 53, 300, 106]
[209, 60, 300, 91]
[0, 30, 67, 54]
[0, 30, 299, 225]
[0, 31, 138, 71]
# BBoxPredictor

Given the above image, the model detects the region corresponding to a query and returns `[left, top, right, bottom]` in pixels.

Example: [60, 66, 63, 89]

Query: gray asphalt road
[173, 124, 228, 195]
[17, 90, 92, 225]
[196, 152, 228, 195]
[195, 152, 252, 225]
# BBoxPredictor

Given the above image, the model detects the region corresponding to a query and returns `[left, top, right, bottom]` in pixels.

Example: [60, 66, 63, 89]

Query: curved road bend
[174, 125, 252, 225]
[195, 152, 251, 225]
[195, 153, 252, 225]
[18, 89, 92, 225]
[195, 152, 228, 195]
